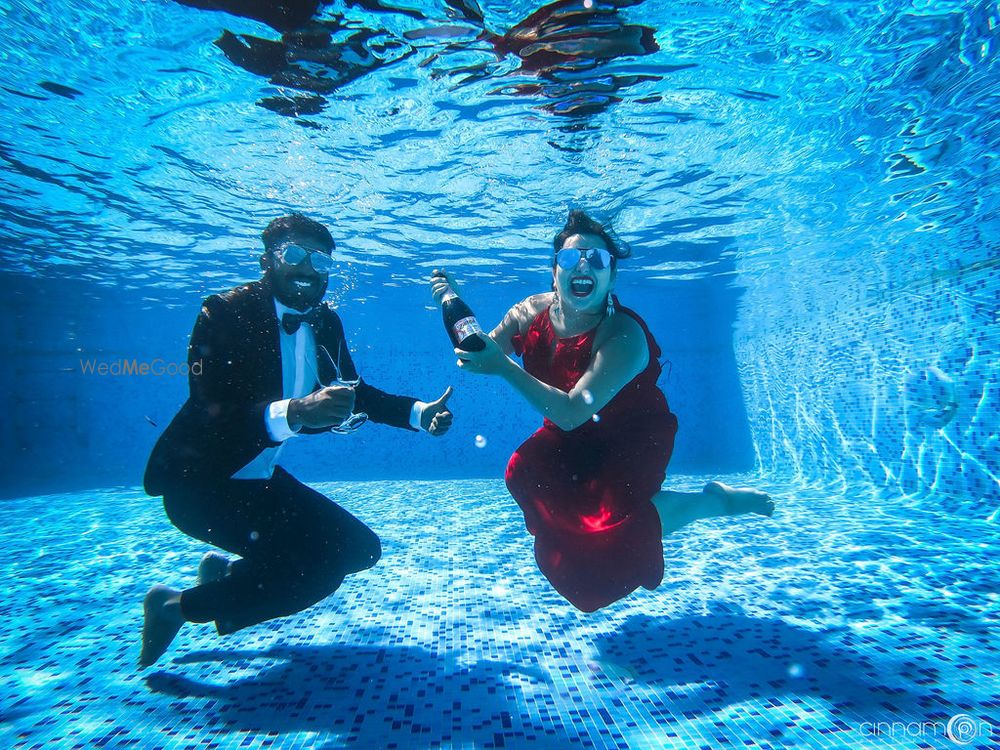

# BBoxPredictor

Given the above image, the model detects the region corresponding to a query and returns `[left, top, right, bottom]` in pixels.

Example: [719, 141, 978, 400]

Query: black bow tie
[281, 307, 323, 335]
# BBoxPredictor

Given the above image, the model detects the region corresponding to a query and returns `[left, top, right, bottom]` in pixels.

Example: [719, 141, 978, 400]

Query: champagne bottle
[436, 274, 485, 351]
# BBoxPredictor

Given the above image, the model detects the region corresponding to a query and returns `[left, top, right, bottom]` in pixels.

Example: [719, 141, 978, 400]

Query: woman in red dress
[431, 210, 774, 612]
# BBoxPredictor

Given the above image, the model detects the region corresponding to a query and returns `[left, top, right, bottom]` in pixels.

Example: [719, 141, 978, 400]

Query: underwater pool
[1, 0, 998, 748]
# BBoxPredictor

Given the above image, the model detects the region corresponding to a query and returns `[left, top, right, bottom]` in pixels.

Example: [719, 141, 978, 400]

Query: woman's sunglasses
[555, 247, 613, 271]
[274, 243, 334, 274]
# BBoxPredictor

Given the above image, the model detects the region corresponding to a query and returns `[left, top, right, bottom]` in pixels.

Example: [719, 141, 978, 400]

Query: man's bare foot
[139, 585, 184, 669]
[196, 552, 230, 586]
[704, 481, 775, 517]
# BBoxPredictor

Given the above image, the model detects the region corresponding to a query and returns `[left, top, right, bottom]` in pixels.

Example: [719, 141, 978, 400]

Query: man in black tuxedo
[140, 213, 453, 667]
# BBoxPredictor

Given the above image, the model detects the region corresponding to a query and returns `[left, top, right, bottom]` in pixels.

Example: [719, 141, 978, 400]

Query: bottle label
[452, 316, 483, 343]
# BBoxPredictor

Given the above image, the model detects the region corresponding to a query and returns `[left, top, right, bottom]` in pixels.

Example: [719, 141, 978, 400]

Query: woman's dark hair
[262, 213, 335, 252]
[552, 209, 630, 264]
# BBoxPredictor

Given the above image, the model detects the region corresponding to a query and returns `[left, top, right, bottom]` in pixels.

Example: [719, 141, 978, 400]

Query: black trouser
[162, 466, 381, 635]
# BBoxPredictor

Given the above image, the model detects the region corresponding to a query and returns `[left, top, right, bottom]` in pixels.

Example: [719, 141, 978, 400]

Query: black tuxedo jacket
[144, 278, 416, 495]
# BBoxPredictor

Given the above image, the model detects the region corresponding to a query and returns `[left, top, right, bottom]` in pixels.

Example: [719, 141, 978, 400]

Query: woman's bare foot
[704, 481, 775, 517]
[139, 585, 185, 668]
[196, 552, 230, 586]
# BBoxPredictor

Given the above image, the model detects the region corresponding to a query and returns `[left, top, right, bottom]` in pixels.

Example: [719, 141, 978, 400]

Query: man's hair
[552, 209, 630, 263]
[262, 213, 335, 252]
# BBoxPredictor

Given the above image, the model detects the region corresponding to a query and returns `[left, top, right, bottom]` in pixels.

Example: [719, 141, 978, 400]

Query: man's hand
[421, 386, 454, 436]
[288, 385, 356, 430]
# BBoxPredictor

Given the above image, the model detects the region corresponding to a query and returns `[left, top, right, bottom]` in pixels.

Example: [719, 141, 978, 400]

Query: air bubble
[475, 434, 487, 448]
[250, 531, 260, 541]
[592, 414, 601, 423]
[788, 663, 804, 678]
[581, 389, 594, 405]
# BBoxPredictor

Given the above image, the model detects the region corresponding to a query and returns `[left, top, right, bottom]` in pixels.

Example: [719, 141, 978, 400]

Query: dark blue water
[2, 0, 996, 504]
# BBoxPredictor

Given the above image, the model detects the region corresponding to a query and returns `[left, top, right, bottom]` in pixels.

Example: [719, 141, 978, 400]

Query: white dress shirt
[231, 297, 427, 480]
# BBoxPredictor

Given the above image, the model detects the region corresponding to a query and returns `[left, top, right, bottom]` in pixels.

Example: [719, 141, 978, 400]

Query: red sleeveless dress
[505, 298, 679, 612]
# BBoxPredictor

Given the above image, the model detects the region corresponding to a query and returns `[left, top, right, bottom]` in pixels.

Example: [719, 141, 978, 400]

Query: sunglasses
[273, 243, 334, 274]
[555, 247, 613, 271]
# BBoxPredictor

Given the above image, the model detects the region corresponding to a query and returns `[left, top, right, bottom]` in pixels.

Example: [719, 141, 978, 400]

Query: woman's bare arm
[498, 313, 649, 429]
[489, 293, 552, 356]
[460, 311, 650, 430]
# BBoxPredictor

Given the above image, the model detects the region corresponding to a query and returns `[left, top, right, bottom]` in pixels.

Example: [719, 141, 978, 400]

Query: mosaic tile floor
[2, 476, 997, 750]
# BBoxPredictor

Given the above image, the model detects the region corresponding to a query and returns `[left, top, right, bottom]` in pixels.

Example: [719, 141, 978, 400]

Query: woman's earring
[606, 293, 615, 317]
[552, 289, 561, 316]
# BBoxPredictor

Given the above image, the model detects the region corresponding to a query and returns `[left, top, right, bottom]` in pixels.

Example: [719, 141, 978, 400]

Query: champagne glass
[310, 343, 368, 434]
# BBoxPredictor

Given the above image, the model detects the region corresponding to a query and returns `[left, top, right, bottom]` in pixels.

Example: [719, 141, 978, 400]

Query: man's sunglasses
[273, 243, 334, 274]
[555, 247, 613, 271]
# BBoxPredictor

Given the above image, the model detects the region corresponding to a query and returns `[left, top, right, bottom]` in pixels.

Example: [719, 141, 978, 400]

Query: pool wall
[735, 246, 999, 519]
[0, 270, 754, 498]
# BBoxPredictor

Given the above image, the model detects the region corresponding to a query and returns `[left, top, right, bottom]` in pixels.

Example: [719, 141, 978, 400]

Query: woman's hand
[430, 268, 460, 304]
[455, 335, 509, 376]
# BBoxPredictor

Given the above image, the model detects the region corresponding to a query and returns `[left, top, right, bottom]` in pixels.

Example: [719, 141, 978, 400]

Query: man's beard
[266, 267, 328, 310]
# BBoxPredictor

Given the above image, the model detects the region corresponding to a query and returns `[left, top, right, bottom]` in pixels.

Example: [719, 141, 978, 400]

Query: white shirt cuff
[266, 399, 300, 442]
[410, 400, 428, 431]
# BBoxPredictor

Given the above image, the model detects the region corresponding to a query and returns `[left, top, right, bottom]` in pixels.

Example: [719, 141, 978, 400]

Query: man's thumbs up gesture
[421, 386, 454, 436]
